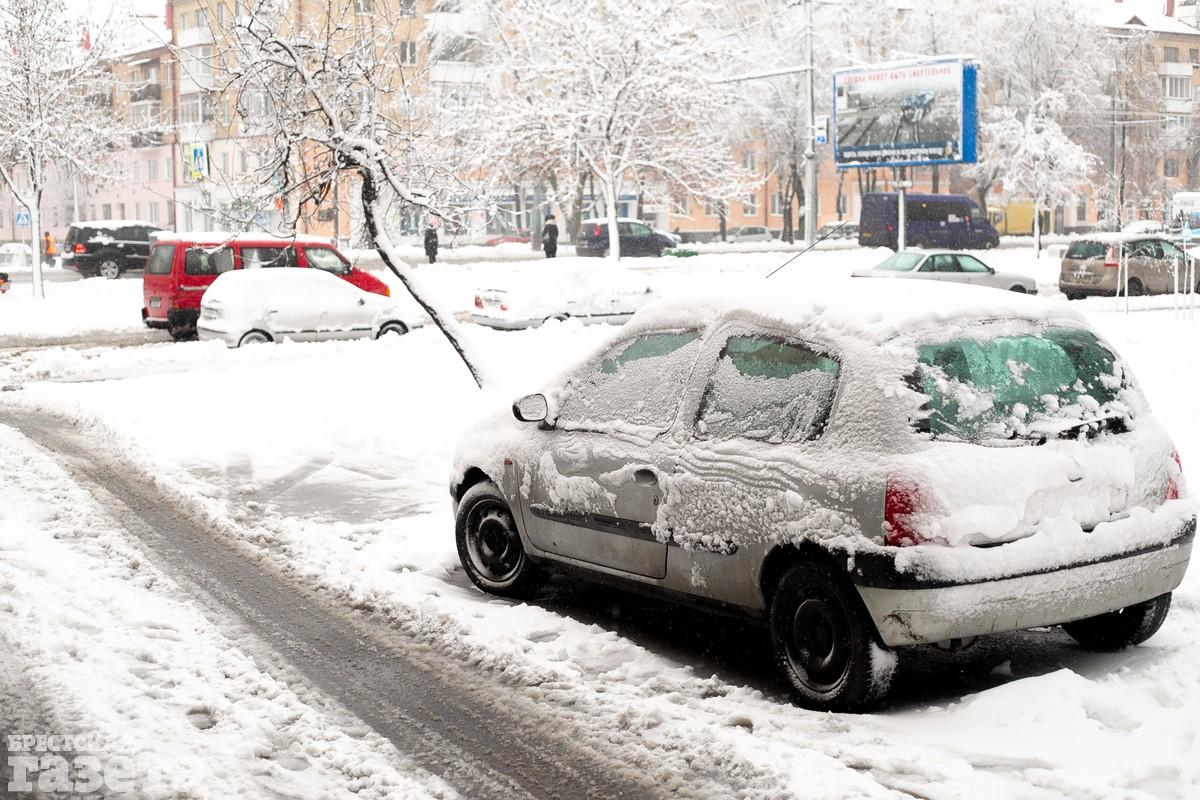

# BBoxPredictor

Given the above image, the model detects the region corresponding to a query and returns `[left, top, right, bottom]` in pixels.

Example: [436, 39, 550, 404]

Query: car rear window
[913, 328, 1130, 444]
[1065, 241, 1105, 260]
[146, 245, 175, 275]
[184, 247, 234, 276]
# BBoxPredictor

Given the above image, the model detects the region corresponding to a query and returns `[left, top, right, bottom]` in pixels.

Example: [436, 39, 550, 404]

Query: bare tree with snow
[211, 0, 492, 386]
[0, 0, 126, 298]
[477, 0, 750, 259]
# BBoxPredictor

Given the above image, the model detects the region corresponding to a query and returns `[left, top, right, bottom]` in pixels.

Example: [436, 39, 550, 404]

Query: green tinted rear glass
[916, 328, 1126, 442]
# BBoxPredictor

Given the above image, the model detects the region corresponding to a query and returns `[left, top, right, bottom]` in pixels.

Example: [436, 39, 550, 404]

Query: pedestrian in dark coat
[542, 213, 559, 258]
[424, 225, 439, 264]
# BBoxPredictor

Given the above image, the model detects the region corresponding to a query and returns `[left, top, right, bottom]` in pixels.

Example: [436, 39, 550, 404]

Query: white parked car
[198, 267, 423, 347]
[471, 266, 656, 330]
[728, 225, 775, 243]
[853, 250, 1037, 293]
[0, 242, 34, 269]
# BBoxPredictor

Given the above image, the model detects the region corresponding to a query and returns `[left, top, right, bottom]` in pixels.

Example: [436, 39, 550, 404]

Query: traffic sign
[814, 115, 829, 146]
[14, 208, 30, 228]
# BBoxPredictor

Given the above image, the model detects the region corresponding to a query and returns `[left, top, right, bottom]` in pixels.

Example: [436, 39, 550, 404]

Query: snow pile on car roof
[624, 276, 1080, 343]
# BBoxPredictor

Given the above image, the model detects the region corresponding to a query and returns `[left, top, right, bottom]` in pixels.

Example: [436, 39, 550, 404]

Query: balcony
[1158, 60, 1194, 77]
[130, 82, 162, 103]
[1164, 97, 1194, 114]
[176, 25, 213, 49]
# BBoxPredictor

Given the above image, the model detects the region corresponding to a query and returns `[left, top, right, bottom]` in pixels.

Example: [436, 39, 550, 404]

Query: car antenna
[765, 220, 848, 279]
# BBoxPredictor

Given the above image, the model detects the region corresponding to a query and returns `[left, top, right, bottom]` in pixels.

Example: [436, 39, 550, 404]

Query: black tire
[769, 561, 894, 711]
[96, 254, 122, 280]
[1126, 278, 1145, 297]
[1062, 593, 1171, 650]
[169, 325, 195, 342]
[238, 330, 272, 347]
[1065, 291, 1085, 301]
[456, 480, 545, 599]
[1009, 285, 1028, 293]
[376, 321, 408, 338]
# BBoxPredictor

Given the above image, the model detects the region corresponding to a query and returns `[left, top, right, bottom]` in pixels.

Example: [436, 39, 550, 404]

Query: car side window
[146, 244, 175, 275]
[242, 246, 297, 269]
[956, 255, 990, 273]
[695, 335, 839, 444]
[556, 331, 702, 430]
[629, 223, 652, 236]
[1161, 241, 1184, 260]
[927, 255, 958, 273]
[115, 226, 139, 242]
[184, 247, 234, 276]
[306, 247, 350, 274]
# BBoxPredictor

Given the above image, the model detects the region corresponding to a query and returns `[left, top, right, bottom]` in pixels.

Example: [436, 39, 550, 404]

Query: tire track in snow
[5, 409, 662, 800]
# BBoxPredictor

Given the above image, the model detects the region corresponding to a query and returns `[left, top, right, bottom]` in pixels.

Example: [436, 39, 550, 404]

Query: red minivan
[143, 233, 391, 339]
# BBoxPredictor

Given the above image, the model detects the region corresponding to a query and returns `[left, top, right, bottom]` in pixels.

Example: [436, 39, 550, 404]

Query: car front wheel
[377, 321, 408, 338]
[769, 561, 895, 712]
[1062, 593, 1171, 650]
[1009, 284, 1028, 293]
[456, 480, 545, 599]
[237, 330, 273, 346]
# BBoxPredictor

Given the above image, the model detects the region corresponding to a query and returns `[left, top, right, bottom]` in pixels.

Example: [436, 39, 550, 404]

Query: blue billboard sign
[832, 57, 978, 169]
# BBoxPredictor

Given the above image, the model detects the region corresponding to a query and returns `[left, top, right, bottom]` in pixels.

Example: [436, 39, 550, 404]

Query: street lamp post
[804, 0, 816, 243]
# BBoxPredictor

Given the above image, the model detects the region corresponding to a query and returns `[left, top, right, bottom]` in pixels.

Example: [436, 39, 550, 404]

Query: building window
[1164, 46, 1180, 63]
[398, 0, 416, 14]
[770, 190, 783, 216]
[743, 152, 758, 173]
[1165, 158, 1180, 178]
[134, 202, 141, 219]
[147, 158, 157, 181]
[221, 151, 229, 176]
[132, 161, 139, 182]
[240, 150, 249, 174]
[1191, 48, 1199, 64]
[705, 198, 722, 217]
[183, 45, 213, 78]
[354, 0, 372, 13]
[180, 93, 215, 125]
[1162, 76, 1190, 99]
[399, 40, 417, 65]
[177, 12, 190, 29]
[1076, 198, 1086, 221]
[148, 202, 159, 223]
[218, 4, 226, 24]
[196, 9, 207, 27]
[102, 204, 112, 218]
[742, 194, 758, 216]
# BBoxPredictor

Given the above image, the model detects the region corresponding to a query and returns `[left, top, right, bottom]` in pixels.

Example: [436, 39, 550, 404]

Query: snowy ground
[3, 246, 1199, 798]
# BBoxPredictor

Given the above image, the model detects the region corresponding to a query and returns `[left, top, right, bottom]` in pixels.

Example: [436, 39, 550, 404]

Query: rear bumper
[854, 514, 1195, 647]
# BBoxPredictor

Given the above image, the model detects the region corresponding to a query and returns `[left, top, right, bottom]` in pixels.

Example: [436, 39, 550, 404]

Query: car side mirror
[513, 393, 548, 423]
[987, 266, 995, 274]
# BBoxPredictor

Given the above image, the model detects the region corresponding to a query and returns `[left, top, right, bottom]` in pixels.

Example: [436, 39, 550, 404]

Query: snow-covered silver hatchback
[451, 280, 1194, 711]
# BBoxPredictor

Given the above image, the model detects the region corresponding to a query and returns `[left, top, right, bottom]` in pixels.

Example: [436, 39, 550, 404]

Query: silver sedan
[853, 250, 1036, 293]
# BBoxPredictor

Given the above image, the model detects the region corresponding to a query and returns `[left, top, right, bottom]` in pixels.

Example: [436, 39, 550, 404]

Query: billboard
[832, 57, 977, 168]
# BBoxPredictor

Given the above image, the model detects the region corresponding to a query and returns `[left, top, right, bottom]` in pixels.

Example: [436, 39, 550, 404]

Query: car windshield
[913, 327, 1131, 444]
[873, 252, 924, 271]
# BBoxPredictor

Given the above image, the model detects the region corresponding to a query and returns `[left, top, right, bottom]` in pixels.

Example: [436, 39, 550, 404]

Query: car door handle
[357, 297, 365, 305]
[634, 468, 658, 486]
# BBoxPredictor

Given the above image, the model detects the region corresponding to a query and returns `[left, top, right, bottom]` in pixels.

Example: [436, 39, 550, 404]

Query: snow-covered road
[2, 249, 1199, 798]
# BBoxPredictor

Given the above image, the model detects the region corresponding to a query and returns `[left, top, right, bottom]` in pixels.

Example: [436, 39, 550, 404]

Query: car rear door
[178, 245, 234, 311]
[918, 253, 960, 281]
[523, 330, 705, 579]
[953, 254, 995, 286]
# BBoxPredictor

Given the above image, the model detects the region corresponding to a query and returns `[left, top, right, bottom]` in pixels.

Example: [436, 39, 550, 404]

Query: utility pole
[804, 0, 817, 243]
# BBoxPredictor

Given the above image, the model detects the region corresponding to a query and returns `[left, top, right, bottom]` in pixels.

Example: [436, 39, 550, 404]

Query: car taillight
[883, 474, 932, 547]
[73, 243, 86, 254]
[474, 294, 484, 309]
[886, 223, 894, 233]
[1167, 449, 1182, 500]
[499, 303, 508, 311]
[593, 224, 601, 236]
[1104, 245, 1118, 269]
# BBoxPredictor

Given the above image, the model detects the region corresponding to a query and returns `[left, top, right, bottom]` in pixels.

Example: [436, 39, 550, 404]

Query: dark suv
[576, 217, 665, 257]
[62, 222, 164, 279]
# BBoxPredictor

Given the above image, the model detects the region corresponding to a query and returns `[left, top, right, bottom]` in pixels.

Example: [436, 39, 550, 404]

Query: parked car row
[1059, 235, 1198, 299]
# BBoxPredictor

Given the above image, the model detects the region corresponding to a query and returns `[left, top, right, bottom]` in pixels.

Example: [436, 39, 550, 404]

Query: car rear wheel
[1064, 290, 1085, 301]
[1062, 593, 1171, 650]
[97, 257, 121, 280]
[1009, 284, 1027, 293]
[376, 321, 408, 338]
[237, 330, 273, 347]
[1126, 278, 1145, 297]
[769, 561, 894, 712]
[456, 480, 546, 599]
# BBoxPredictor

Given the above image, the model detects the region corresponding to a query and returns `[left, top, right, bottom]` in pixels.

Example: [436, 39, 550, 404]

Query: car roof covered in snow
[623, 276, 1081, 345]
[151, 231, 337, 247]
[71, 220, 160, 230]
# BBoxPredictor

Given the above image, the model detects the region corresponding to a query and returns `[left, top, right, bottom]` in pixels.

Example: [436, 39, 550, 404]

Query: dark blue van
[858, 193, 1000, 250]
